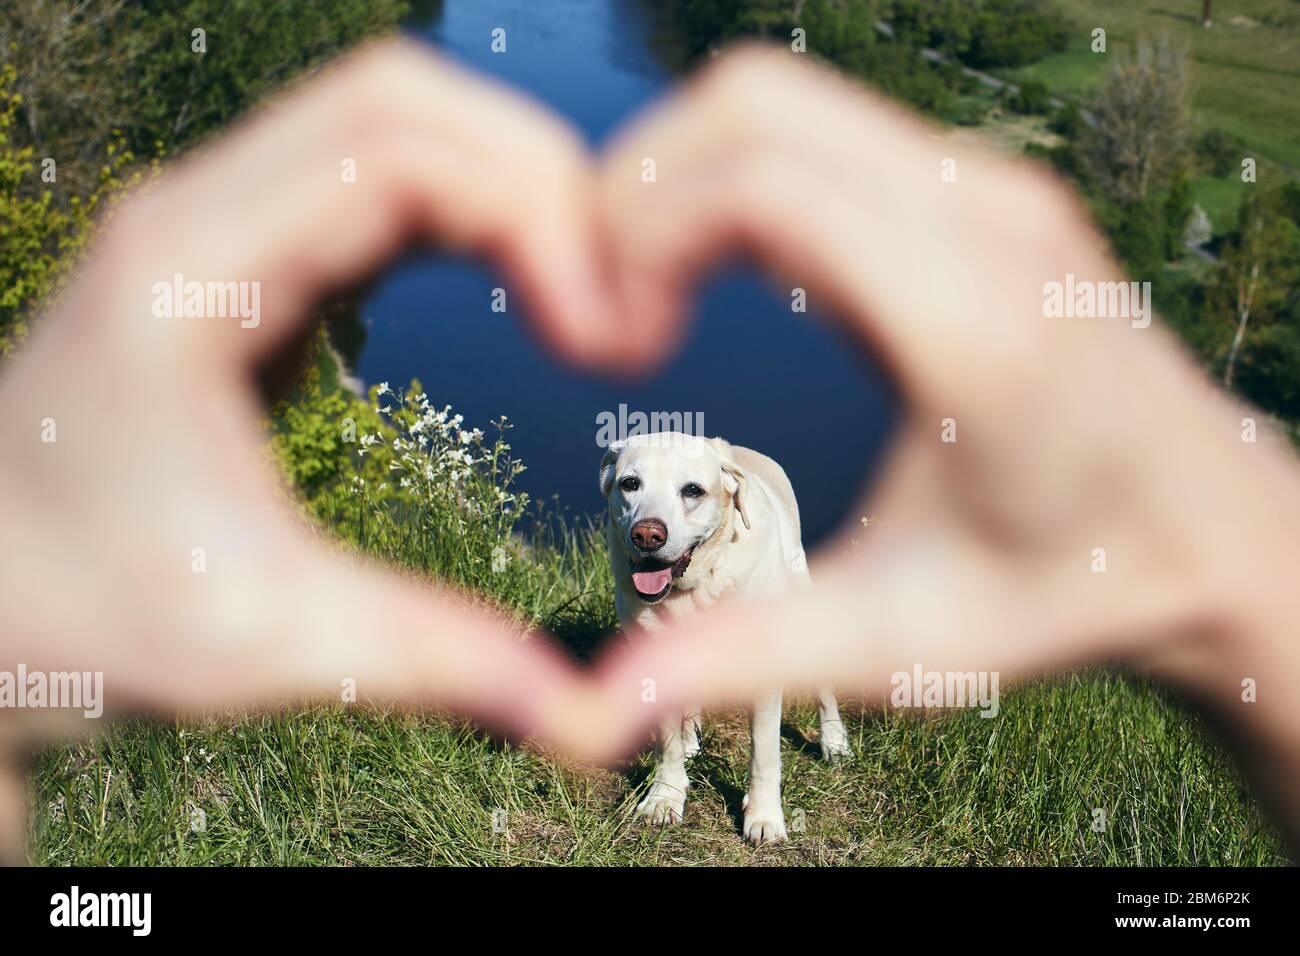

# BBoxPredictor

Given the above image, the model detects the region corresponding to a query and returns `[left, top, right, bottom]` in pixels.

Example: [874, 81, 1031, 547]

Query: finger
[598, 43, 1117, 398]
[593, 543, 1139, 753]
[273, 553, 608, 760]
[86, 39, 625, 372]
[89, 539, 607, 761]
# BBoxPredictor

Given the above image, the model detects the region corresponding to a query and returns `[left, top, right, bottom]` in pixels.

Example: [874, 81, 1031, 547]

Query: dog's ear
[598, 442, 624, 499]
[720, 461, 751, 531]
[709, 437, 752, 530]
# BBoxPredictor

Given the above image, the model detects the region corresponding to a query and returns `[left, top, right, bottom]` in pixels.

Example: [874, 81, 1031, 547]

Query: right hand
[587, 48, 1300, 840]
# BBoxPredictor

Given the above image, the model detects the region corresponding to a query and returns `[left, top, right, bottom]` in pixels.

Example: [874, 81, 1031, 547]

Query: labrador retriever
[600, 431, 851, 844]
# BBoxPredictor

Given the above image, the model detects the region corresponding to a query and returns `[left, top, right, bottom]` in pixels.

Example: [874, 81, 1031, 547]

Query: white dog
[600, 431, 851, 845]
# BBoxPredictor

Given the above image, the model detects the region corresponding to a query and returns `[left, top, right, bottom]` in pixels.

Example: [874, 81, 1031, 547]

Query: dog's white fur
[600, 432, 850, 845]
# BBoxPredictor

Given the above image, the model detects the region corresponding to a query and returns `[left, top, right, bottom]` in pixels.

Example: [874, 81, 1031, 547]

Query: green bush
[864, 43, 956, 114]
[1162, 172, 1196, 259]
[943, 96, 991, 127]
[1235, 321, 1300, 420]
[1196, 127, 1248, 178]
[670, 0, 963, 114]
[964, 2, 1069, 69]
[1008, 77, 1051, 114]
[1103, 198, 1168, 279]
[886, 0, 1069, 69]
[671, 0, 1068, 116]
[0, 66, 140, 358]
[268, 333, 397, 524]
[1048, 99, 1083, 139]
[267, 330, 535, 587]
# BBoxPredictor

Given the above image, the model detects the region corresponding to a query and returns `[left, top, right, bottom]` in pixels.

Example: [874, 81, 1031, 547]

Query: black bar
[1, 866, 1286, 941]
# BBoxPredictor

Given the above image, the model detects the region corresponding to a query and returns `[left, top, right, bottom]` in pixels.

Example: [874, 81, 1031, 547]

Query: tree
[1162, 170, 1195, 259]
[0, 66, 143, 358]
[0, 1, 141, 199]
[1080, 39, 1190, 204]
[0, 0, 406, 352]
[1212, 186, 1300, 390]
[0, 0, 408, 204]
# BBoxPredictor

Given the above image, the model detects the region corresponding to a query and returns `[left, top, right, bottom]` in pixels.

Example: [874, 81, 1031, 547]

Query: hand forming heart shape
[2, 39, 1300, 861]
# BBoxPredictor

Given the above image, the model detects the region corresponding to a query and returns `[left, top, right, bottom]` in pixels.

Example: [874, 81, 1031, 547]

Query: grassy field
[26, 380, 1288, 866]
[29, 667, 1286, 865]
[992, 0, 1300, 236]
[1007, 0, 1300, 171]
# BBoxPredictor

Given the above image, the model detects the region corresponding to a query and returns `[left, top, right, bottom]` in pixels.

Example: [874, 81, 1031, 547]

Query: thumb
[593, 540, 1126, 753]
[595, 582, 875, 742]
[98, 542, 604, 759]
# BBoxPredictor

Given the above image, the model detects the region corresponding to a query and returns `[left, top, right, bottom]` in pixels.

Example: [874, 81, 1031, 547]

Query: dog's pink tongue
[632, 567, 673, 595]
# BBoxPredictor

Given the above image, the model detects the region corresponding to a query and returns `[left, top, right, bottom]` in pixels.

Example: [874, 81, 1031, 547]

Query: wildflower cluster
[350, 381, 529, 550]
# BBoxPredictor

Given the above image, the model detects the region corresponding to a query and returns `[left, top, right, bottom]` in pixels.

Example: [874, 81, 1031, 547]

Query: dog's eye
[681, 483, 705, 498]
[619, 476, 640, 493]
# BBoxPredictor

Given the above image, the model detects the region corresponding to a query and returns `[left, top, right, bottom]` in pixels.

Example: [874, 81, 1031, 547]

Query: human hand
[0, 40, 626, 861]
[587, 48, 1300, 839]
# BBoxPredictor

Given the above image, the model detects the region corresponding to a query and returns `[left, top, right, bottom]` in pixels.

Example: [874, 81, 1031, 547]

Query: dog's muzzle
[629, 547, 694, 603]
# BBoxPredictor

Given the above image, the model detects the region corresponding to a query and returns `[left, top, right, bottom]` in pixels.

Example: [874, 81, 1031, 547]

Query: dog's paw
[819, 723, 853, 762]
[635, 781, 687, 826]
[742, 805, 788, 846]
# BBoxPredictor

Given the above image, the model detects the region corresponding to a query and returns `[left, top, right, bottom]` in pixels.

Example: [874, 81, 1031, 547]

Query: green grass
[1189, 172, 1253, 234]
[1006, 1, 1300, 172]
[30, 673, 1284, 865]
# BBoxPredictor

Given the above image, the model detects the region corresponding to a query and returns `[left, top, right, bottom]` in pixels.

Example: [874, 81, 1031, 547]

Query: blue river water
[354, 0, 896, 544]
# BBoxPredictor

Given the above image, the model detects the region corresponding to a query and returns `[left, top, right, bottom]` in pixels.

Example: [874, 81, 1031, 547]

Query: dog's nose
[631, 518, 668, 552]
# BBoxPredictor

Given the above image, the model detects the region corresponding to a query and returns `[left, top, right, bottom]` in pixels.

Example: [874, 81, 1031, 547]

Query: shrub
[1162, 172, 1195, 259]
[1103, 198, 1168, 278]
[269, 331, 531, 570]
[1048, 100, 1083, 139]
[1008, 77, 1052, 114]
[1196, 127, 1247, 178]
[0, 66, 140, 358]
[943, 96, 991, 127]
[964, 2, 1069, 69]
[1235, 321, 1300, 420]
[863, 43, 955, 114]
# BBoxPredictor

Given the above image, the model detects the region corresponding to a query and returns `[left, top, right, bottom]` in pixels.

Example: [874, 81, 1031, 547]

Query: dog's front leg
[742, 690, 786, 845]
[682, 706, 702, 758]
[635, 712, 690, 825]
[816, 688, 853, 760]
